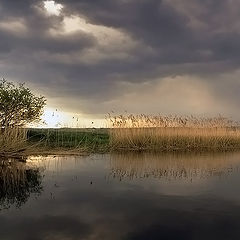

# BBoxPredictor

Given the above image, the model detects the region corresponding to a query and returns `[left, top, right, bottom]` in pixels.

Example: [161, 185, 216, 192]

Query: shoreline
[3, 127, 240, 158]
[2, 146, 240, 159]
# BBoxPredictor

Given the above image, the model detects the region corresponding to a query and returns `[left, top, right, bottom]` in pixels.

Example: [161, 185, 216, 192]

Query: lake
[1, 152, 240, 239]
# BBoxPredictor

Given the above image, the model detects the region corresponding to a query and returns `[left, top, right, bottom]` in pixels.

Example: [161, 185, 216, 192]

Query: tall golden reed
[0, 127, 28, 155]
[108, 114, 240, 151]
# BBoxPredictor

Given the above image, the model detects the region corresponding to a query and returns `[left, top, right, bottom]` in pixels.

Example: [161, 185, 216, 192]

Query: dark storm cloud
[0, 0, 95, 54]
[0, 29, 95, 54]
[61, 0, 193, 48]
[59, 0, 240, 63]
[0, 0, 240, 116]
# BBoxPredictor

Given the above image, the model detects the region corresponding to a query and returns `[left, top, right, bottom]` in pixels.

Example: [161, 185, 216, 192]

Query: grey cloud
[0, 29, 96, 54]
[0, 0, 240, 117]
[59, 0, 240, 61]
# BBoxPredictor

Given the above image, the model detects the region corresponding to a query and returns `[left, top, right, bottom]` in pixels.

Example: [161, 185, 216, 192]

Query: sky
[0, 0, 240, 127]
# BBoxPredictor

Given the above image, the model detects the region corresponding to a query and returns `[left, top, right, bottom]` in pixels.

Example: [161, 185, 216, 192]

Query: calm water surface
[1, 152, 240, 239]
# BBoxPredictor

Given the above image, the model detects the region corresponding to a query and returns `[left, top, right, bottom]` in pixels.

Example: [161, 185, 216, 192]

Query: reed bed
[0, 128, 28, 156]
[108, 114, 240, 151]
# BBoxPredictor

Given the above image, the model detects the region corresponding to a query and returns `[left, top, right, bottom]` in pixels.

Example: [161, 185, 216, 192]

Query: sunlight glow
[41, 108, 105, 128]
[43, 1, 63, 16]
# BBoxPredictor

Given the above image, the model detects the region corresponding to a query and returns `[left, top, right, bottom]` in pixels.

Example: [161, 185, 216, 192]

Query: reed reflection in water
[0, 158, 44, 209]
[109, 152, 240, 181]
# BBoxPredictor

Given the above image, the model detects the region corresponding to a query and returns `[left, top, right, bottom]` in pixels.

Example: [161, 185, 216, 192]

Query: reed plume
[107, 114, 240, 151]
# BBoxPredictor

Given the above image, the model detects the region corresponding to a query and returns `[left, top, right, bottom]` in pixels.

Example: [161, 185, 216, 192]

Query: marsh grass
[27, 128, 109, 152]
[0, 127, 109, 156]
[108, 114, 240, 151]
[0, 128, 28, 156]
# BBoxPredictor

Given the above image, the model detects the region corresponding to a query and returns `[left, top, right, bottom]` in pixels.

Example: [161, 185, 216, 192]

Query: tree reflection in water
[109, 152, 240, 181]
[0, 157, 44, 209]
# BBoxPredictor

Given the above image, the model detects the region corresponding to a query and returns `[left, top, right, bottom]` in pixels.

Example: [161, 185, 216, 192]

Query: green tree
[0, 79, 46, 128]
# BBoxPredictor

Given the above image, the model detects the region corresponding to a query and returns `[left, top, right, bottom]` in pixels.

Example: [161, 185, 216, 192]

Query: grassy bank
[0, 127, 109, 157]
[27, 128, 110, 153]
[2, 114, 240, 156]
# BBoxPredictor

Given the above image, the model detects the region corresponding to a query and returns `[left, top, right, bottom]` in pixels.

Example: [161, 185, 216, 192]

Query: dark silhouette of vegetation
[0, 158, 43, 209]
